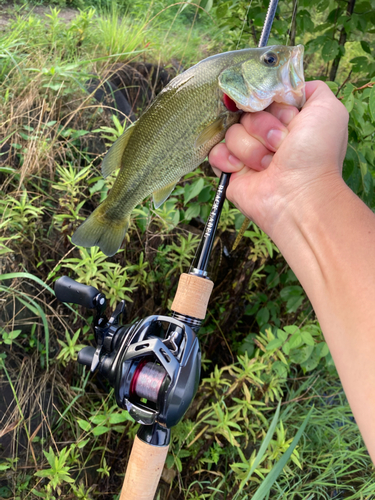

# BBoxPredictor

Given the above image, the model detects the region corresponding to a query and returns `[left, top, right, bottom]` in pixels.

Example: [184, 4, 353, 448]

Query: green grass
[0, 1, 375, 499]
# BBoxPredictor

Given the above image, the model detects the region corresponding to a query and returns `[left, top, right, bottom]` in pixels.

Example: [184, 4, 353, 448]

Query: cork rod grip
[120, 436, 169, 500]
[171, 273, 214, 320]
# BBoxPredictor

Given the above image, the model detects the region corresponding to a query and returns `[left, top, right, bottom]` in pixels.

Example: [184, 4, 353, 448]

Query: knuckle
[225, 123, 243, 146]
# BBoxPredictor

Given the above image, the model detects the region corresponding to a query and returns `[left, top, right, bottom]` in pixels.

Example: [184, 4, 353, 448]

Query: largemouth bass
[72, 45, 305, 256]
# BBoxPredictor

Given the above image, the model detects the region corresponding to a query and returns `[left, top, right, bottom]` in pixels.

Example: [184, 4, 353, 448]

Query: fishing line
[236, 0, 254, 49]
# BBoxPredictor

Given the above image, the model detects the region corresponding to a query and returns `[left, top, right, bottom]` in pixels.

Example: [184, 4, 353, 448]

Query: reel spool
[55, 277, 201, 430]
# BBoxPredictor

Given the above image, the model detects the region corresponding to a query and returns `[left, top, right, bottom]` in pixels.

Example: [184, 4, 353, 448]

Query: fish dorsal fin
[195, 116, 226, 149]
[101, 122, 136, 178]
[166, 73, 194, 92]
[153, 180, 178, 209]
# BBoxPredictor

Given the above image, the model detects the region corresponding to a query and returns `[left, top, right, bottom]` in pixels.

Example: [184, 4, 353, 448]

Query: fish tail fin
[72, 207, 130, 257]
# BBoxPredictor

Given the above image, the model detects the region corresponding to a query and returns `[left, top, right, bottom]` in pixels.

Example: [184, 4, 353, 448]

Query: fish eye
[262, 52, 279, 67]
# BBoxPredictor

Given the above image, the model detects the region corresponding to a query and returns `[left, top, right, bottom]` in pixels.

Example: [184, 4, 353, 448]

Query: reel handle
[54, 276, 106, 310]
[119, 274, 213, 499]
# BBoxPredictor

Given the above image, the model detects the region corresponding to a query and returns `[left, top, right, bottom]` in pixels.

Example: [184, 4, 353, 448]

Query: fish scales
[72, 46, 305, 256]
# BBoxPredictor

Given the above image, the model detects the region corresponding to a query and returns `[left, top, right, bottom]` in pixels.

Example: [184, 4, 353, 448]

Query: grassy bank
[1, 2, 375, 499]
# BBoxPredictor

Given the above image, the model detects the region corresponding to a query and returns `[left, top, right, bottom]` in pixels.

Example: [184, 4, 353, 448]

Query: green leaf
[238, 402, 281, 492]
[31, 489, 48, 498]
[302, 359, 319, 372]
[2, 329, 22, 343]
[289, 332, 303, 349]
[283, 325, 299, 335]
[272, 360, 288, 378]
[315, 342, 330, 358]
[198, 185, 212, 203]
[350, 56, 369, 73]
[172, 209, 180, 226]
[92, 426, 110, 436]
[43, 82, 64, 91]
[266, 338, 283, 351]
[238, 333, 256, 357]
[112, 425, 126, 432]
[282, 341, 291, 355]
[250, 408, 313, 500]
[277, 329, 288, 342]
[184, 203, 200, 221]
[165, 454, 174, 469]
[77, 438, 90, 449]
[321, 39, 339, 62]
[290, 345, 314, 364]
[216, 3, 228, 19]
[35, 469, 54, 478]
[343, 92, 354, 113]
[184, 178, 204, 203]
[361, 41, 372, 54]
[326, 81, 338, 93]
[77, 419, 91, 432]
[301, 330, 314, 346]
[109, 412, 129, 424]
[203, 0, 213, 12]
[90, 414, 107, 425]
[0, 487, 11, 498]
[256, 307, 269, 327]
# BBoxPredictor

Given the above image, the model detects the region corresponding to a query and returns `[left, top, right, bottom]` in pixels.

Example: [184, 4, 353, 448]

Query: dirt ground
[0, 2, 78, 31]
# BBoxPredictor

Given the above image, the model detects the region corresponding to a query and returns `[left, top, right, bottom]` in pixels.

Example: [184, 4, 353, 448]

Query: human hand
[209, 81, 349, 241]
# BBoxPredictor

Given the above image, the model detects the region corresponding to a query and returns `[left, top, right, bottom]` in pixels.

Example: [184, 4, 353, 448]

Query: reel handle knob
[55, 276, 104, 309]
[77, 346, 96, 367]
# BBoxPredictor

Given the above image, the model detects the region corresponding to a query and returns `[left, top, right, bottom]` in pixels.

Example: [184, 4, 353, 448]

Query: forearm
[273, 176, 375, 460]
[209, 80, 375, 457]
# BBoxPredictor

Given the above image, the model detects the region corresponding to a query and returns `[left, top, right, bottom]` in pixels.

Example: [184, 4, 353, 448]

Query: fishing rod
[54, 2, 279, 498]
[215, 0, 280, 252]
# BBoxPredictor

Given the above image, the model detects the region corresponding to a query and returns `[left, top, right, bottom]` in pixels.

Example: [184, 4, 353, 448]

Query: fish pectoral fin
[101, 121, 136, 178]
[194, 117, 226, 149]
[153, 181, 178, 209]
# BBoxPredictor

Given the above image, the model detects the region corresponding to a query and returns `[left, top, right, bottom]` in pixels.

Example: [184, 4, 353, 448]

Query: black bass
[72, 45, 305, 257]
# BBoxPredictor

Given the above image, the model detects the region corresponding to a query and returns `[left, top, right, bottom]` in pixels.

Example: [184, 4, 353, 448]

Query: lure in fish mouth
[72, 45, 305, 257]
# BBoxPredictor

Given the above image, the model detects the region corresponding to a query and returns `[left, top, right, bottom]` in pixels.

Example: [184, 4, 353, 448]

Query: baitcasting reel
[55, 276, 201, 439]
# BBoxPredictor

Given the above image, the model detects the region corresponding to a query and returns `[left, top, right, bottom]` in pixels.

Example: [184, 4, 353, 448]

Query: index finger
[265, 81, 332, 126]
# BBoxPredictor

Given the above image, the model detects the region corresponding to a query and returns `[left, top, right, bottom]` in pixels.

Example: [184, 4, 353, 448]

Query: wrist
[269, 173, 351, 302]
[270, 172, 349, 250]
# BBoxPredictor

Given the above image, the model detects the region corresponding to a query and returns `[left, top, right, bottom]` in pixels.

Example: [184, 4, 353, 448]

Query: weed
[56, 327, 88, 365]
[1, 2, 374, 499]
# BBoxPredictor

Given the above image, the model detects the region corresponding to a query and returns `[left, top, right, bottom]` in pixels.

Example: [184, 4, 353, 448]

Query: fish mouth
[282, 44, 305, 108]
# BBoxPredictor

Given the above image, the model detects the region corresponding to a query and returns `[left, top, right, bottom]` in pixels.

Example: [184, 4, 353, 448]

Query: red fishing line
[130, 358, 149, 397]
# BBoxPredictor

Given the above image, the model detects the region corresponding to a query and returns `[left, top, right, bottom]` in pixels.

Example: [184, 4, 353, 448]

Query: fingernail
[228, 154, 244, 168]
[267, 129, 288, 150]
[261, 154, 273, 169]
[278, 108, 296, 125]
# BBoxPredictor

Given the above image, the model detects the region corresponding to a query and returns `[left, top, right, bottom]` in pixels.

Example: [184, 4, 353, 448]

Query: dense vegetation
[1, 0, 374, 498]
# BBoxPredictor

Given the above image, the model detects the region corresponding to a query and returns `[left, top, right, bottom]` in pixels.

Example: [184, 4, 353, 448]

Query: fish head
[219, 45, 305, 112]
